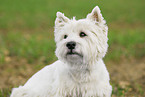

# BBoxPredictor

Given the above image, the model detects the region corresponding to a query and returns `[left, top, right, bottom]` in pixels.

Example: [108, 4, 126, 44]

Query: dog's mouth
[66, 50, 82, 57]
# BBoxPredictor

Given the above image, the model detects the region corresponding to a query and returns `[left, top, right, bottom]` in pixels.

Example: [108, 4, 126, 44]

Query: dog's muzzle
[66, 41, 81, 57]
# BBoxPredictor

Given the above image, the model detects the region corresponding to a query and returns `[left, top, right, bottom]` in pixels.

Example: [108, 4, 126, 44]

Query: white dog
[10, 6, 112, 97]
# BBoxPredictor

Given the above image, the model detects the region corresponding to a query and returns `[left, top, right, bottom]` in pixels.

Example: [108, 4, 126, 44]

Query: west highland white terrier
[10, 6, 112, 97]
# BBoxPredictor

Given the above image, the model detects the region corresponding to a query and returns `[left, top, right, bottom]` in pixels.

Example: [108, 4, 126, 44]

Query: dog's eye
[80, 32, 87, 37]
[64, 35, 68, 39]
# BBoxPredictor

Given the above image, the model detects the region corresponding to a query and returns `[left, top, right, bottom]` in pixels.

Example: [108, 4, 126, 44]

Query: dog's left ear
[55, 12, 70, 27]
[87, 6, 105, 24]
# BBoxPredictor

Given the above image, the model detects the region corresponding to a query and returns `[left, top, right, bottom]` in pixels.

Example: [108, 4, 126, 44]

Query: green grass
[0, 32, 56, 64]
[0, 0, 144, 64]
[0, 0, 145, 96]
[0, 29, 144, 64]
[0, 0, 145, 30]
[0, 89, 10, 97]
[105, 29, 145, 62]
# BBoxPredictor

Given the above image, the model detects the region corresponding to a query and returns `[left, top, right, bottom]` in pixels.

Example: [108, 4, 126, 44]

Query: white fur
[10, 6, 112, 97]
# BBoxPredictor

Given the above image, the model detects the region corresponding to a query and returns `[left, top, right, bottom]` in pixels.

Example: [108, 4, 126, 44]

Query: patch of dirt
[107, 58, 145, 96]
[0, 57, 38, 89]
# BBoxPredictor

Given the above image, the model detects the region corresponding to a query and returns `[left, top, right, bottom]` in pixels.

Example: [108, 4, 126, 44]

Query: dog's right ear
[86, 6, 105, 24]
[55, 12, 70, 27]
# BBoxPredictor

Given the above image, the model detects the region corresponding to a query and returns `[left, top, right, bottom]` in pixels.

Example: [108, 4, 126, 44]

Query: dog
[10, 6, 112, 97]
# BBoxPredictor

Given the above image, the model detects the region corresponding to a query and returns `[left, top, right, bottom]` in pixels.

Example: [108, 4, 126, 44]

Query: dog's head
[54, 6, 108, 65]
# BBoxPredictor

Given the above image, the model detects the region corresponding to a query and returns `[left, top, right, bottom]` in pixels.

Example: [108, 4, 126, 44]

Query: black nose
[66, 41, 76, 50]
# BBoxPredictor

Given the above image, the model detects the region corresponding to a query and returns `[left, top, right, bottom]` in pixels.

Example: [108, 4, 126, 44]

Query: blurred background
[0, 0, 145, 96]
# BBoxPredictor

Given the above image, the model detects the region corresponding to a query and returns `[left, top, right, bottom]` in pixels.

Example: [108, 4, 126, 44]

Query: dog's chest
[57, 80, 99, 97]
[56, 69, 99, 97]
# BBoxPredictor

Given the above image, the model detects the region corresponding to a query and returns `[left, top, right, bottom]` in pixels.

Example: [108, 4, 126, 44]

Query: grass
[0, 89, 11, 97]
[0, 29, 144, 64]
[0, 0, 145, 30]
[0, 0, 145, 96]
[0, 32, 56, 64]
[105, 29, 145, 62]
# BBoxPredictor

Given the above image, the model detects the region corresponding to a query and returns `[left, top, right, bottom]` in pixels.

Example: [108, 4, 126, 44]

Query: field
[0, 0, 145, 97]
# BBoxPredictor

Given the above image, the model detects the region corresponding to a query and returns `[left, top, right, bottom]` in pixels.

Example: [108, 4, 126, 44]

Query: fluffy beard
[55, 41, 84, 65]
[66, 49, 83, 64]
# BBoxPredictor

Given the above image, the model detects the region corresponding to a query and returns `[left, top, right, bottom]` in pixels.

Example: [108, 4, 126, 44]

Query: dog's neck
[65, 60, 99, 83]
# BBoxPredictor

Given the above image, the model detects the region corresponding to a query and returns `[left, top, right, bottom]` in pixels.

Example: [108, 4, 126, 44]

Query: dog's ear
[55, 12, 70, 27]
[87, 6, 105, 23]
